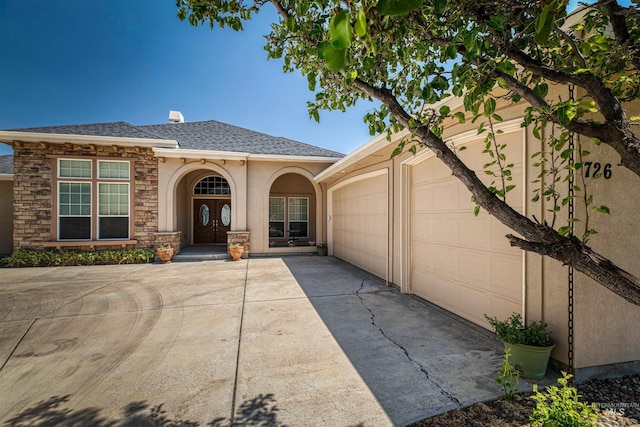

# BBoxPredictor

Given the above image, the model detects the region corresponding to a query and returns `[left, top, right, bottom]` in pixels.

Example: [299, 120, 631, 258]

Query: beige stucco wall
[319, 86, 640, 373]
[247, 161, 327, 254]
[570, 135, 640, 371]
[156, 156, 333, 254]
[0, 178, 13, 255]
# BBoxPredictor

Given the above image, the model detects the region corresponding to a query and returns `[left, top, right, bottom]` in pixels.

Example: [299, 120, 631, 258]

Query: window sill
[43, 240, 138, 250]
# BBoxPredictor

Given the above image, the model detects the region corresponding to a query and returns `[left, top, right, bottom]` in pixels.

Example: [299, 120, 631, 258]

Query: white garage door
[332, 171, 388, 280]
[410, 131, 524, 327]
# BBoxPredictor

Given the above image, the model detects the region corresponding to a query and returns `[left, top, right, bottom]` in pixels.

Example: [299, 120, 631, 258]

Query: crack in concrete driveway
[0, 257, 522, 426]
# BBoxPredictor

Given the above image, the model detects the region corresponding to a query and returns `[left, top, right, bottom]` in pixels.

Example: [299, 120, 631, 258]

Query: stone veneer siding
[12, 141, 158, 251]
[153, 232, 182, 254]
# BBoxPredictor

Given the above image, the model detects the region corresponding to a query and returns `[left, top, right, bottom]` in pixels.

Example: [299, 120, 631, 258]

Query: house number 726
[583, 162, 612, 179]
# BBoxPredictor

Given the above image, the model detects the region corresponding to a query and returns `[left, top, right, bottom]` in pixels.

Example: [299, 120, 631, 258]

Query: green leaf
[558, 225, 573, 236]
[487, 14, 506, 30]
[378, 0, 424, 16]
[317, 41, 328, 59]
[535, 2, 556, 45]
[560, 148, 573, 159]
[324, 44, 347, 71]
[307, 73, 317, 91]
[556, 104, 577, 126]
[484, 98, 496, 116]
[533, 83, 549, 98]
[474, 205, 481, 216]
[286, 16, 296, 31]
[330, 10, 351, 50]
[463, 32, 480, 58]
[391, 145, 404, 157]
[439, 105, 451, 116]
[433, 0, 447, 16]
[497, 60, 516, 76]
[431, 75, 448, 91]
[453, 111, 466, 123]
[354, 8, 367, 37]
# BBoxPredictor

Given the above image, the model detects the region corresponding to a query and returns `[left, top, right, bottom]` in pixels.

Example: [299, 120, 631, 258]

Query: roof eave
[153, 147, 342, 163]
[153, 147, 250, 161]
[0, 131, 178, 149]
[314, 131, 403, 182]
[0, 173, 13, 181]
[314, 95, 465, 183]
[249, 153, 342, 163]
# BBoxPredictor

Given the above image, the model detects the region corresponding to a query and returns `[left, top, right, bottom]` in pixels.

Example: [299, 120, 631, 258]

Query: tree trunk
[352, 79, 640, 306]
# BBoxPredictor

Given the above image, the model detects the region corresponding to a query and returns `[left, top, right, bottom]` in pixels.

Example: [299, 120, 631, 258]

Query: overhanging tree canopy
[177, 0, 640, 305]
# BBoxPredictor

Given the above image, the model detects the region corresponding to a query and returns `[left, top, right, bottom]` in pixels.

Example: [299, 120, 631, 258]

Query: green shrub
[496, 348, 520, 400]
[530, 372, 599, 427]
[1, 248, 155, 267]
[485, 312, 553, 346]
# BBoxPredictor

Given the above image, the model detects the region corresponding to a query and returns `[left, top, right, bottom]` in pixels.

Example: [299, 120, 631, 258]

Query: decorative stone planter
[157, 247, 175, 264]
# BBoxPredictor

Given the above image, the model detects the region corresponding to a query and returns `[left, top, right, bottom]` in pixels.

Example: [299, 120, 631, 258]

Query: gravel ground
[409, 374, 640, 427]
[580, 375, 640, 426]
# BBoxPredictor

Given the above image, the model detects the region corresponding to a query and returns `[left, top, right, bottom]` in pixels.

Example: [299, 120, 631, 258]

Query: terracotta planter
[157, 247, 174, 264]
[229, 245, 244, 261]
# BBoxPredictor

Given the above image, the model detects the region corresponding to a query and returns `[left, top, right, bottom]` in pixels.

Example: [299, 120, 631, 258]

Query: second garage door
[409, 130, 524, 327]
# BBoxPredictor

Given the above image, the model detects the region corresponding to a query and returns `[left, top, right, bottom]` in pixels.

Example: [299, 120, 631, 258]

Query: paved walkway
[0, 256, 535, 426]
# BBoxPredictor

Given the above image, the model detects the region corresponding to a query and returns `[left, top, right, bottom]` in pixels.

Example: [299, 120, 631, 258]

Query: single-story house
[0, 112, 342, 256]
[1, 102, 639, 382]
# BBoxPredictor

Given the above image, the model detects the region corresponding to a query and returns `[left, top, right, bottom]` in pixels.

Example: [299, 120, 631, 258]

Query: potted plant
[316, 241, 327, 256]
[229, 243, 244, 261]
[485, 312, 555, 380]
[156, 244, 175, 264]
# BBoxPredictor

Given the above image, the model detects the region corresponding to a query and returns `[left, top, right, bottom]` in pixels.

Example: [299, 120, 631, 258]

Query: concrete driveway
[0, 256, 527, 426]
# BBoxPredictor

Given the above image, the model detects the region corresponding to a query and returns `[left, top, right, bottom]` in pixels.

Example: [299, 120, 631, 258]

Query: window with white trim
[56, 159, 131, 240]
[268, 196, 309, 239]
[269, 197, 285, 238]
[194, 176, 230, 195]
[288, 197, 308, 238]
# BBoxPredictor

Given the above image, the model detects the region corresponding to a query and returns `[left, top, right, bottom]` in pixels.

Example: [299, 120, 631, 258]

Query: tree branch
[507, 48, 640, 177]
[553, 24, 587, 69]
[352, 76, 640, 305]
[508, 234, 640, 305]
[601, 0, 640, 69]
[267, 0, 290, 20]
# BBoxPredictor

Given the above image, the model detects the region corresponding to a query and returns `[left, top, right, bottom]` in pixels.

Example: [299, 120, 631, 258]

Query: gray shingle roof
[4, 119, 345, 158]
[0, 155, 13, 174]
[6, 122, 164, 140]
[141, 120, 344, 158]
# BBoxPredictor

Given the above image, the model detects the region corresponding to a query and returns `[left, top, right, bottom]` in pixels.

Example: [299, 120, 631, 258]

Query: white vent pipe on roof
[169, 110, 184, 123]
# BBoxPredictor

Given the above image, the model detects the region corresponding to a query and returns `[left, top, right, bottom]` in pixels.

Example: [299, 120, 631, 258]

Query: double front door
[193, 199, 231, 244]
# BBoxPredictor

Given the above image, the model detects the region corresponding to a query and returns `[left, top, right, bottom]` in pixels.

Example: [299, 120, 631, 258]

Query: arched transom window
[194, 176, 230, 195]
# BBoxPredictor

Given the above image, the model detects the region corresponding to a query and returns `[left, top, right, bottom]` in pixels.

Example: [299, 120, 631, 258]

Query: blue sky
[0, 0, 613, 156]
[0, 0, 378, 155]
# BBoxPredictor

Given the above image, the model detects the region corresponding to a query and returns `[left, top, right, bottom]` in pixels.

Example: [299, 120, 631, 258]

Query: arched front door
[193, 176, 231, 245]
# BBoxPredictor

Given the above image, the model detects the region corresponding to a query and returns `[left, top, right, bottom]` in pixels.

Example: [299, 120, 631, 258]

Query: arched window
[194, 176, 230, 195]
